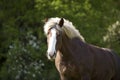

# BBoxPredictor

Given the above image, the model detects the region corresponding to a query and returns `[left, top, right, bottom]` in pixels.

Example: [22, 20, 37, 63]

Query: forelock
[44, 18, 61, 35]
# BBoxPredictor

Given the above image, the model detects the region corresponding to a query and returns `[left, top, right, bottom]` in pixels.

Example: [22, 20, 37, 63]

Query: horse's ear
[42, 18, 48, 23]
[59, 18, 64, 27]
[45, 18, 48, 22]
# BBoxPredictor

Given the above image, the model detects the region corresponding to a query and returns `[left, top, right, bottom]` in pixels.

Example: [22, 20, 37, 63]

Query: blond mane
[44, 17, 85, 42]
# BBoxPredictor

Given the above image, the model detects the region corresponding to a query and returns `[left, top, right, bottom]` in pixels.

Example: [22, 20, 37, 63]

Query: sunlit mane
[44, 17, 85, 42]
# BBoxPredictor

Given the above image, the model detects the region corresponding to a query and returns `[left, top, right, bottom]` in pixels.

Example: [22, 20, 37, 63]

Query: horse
[43, 17, 120, 80]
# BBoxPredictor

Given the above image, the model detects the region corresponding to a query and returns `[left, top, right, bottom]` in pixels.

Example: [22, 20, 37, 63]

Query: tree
[103, 21, 120, 54]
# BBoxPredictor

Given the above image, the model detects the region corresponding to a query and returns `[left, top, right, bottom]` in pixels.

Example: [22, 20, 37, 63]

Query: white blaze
[47, 28, 57, 59]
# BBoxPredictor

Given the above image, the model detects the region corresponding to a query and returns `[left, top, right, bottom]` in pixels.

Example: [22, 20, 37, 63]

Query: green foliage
[2, 39, 44, 80]
[103, 21, 120, 54]
[0, 0, 120, 80]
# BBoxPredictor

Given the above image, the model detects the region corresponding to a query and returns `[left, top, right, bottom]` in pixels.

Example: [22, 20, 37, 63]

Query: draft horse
[43, 17, 120, 80]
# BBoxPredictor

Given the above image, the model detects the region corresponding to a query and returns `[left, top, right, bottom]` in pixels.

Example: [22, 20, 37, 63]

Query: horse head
[44, 18, 64, 60]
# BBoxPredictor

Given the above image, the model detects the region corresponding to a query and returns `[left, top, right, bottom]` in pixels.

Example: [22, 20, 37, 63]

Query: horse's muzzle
[46, 52, 56, 60]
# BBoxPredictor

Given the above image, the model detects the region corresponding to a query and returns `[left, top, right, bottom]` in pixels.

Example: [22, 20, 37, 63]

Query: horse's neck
[58, 35, 85, 60]
[55, 36, 86, 73]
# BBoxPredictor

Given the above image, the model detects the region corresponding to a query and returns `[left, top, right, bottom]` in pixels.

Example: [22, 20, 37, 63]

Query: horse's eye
[47, 30, 50, 35]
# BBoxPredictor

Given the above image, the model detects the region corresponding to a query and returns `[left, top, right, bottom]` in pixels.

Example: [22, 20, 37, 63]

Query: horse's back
[111, 51, 120, 80]
[98, 48, 120, 80]
[88, 45, 120, 80]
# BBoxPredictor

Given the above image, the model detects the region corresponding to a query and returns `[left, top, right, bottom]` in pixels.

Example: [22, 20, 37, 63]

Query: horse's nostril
[48, 52, 56, 58]
[49, 53, 54, 58]
[46, 51, 56, 60]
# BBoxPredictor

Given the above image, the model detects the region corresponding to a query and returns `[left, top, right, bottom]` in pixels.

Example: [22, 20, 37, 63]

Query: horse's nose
[46, 52, 56, 60]
[48, 52, 55, 58]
